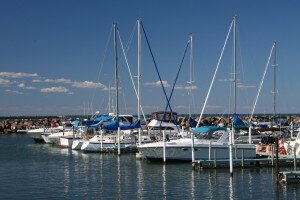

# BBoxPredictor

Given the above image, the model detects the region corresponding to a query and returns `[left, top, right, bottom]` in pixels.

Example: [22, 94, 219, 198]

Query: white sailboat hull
[60, 137, 74, 147]
[81, 141, 116, 152]
[72, 140, 85, 150]
[137, 138, 256, 161]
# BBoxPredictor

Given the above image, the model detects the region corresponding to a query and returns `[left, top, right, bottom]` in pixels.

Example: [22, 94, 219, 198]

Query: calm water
[0, 135, 299, 200]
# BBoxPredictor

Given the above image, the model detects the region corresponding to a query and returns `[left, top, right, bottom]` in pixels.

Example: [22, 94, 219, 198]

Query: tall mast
[233, 16, 237, 115]
[108, 84, 111, 113]
[188, 34, 193, 118]
[273, 42, 277, 118]
[114, 22, 119, 123]
[137, 19, 142, 144]
[230, 15, 237, 176]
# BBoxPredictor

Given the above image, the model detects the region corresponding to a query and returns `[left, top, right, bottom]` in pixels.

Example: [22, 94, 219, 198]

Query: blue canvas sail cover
[94, 115, 112, 122]
[83, 115, 112, 127]
[193, 126, 227, 134]
[189, 117, 197, 128]
[103, 120, 141, 131]
[233, 114, 246, 127]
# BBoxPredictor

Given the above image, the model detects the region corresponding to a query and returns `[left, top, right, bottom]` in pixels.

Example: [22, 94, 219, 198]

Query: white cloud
[144, 80, 170, 87]
[32, 79, 42, 83]
[18, 83, 25, 88]
[54, 78, 73, 83]
[44, 78, 73, 84]
[18, 83, 36, 89]
[0, 78, 11, 85]
[206, 104, 225, 109]
[174, 84, 198, 90]
[237, 83, 256, 88]
[73, 81, 106, 88]
[5, 89, 24, 95]
[41, 86, 69, 93]
[0, 72, 38, 78]
[218, 78, 234, 82]
[175, 105, 187, 109]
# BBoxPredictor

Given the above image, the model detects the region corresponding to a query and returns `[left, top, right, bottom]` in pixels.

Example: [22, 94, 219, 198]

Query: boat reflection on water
[2, 135, 300, 199]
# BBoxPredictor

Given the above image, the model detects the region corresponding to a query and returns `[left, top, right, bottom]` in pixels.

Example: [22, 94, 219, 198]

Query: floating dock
[279, 171, 300, 184]
[193, 156, 300, 170]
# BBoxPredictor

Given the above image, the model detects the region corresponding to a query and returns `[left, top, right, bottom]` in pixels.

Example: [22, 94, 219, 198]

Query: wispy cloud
[5, 89, 24, 95]
[45, 78, 73, 84]
[218, 78, 234, 82]
[0, 78, 12, 85]
[237, 83, 256, 89]
[32, 79, 42, 83]
[18, 83, 36, 89]
[41, 86, 70, 93]
[73, 81, 106, 89]
[0, 72, 38, 78]
[144, 80, 170, 87]
[206, 104, 225, 109]
[175, 105, 187, 109]
[174, 84, 198, 90]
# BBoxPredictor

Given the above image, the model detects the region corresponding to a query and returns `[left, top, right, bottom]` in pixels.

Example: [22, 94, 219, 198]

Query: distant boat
[147, 111, 182, 139]
[28, 126, 62, 143]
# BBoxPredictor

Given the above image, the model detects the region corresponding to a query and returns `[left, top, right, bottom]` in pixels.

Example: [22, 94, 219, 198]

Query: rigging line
[89, 25, 113, 111]
[196, 19, 234, 128]
[117, 24, 136, 115]
[140, 21, 175, 114]
[237, 25, 251, 116]
[117, 29, 147, 123]
[249, 43, 275, 123]
[125, 22, 137, 53]
[161, 40, 190, 131]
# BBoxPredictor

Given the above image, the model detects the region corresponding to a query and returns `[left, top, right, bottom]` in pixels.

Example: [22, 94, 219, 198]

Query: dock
[279, 171, 300, 184]
[192, 156, 300, 170]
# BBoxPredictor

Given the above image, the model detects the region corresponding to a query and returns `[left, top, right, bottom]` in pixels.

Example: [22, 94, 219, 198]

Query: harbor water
[0, 134, 300, 199]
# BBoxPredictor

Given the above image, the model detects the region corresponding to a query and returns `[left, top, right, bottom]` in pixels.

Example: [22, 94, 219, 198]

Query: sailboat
[137, 16, 257, 162]
[80, 22, 141, 153]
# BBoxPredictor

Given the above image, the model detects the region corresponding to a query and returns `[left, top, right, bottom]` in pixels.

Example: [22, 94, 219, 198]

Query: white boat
[147, 111, 182, 139]
[43, 130, 74, 145]
[28, 126, 62, 143]
[137, 130, 256, 161]
[60, 135, 78, 147]
[72, 139, 86, 150]
[284, 132, 300, 155]
[81, 133, 136, 152]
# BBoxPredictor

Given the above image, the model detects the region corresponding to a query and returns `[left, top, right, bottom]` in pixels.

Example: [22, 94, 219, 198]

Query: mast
[273, 42, 277, 118]
[137, 19, 142, 145]
[188, 34, 193, 118]
[108, 84, 111, 113]
[230, 15, 237, 176]
[114, 22, 121, 156]
[113, 22, 119, 124]
[233, 15, 237, 115]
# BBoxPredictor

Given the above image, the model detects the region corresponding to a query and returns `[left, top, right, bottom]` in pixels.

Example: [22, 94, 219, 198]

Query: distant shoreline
[1, 113, 300, 134]
[1, 113, 300, 119]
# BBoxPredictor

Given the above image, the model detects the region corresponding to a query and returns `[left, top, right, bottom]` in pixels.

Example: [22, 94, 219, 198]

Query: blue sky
[0, 0, 299, 116]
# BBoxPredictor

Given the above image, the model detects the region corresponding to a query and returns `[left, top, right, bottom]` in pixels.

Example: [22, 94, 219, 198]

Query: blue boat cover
[192, 126, 227, 133]
[233, 114, 246, 127]
[94, 115, 112, 122]
[103, 120, 141, 131]
[189, 117, 197, 128]
[82, 115, 112, 127]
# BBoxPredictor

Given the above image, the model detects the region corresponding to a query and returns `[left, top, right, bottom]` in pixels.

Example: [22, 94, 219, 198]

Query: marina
[1, 0, 300, 199]
[1, 134, 300, 199]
